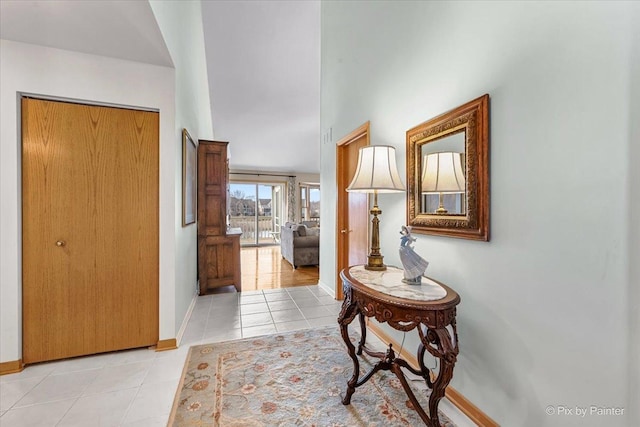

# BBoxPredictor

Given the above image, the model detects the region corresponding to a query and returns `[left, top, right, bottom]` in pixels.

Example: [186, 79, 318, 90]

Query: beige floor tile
[57, 388, 137, 427]
[0, 399, 75, 427]
[274, 320, 311, 332]
[0, 376, 43, 411]
[241, 312, 273, 327]
[15, 369, 100, 407]
[242, 324, 277, 338]
[83, 361, 149, 396]
[240, 302, 270, 314]
[270, 308, 305, 323]
[121, 380, 175, 424]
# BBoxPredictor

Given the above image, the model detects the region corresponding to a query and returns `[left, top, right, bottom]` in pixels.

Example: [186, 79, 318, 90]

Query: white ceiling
[0, 0, 172, 67]
[0, 0, 321, 174]
[201, 1, 321, 174]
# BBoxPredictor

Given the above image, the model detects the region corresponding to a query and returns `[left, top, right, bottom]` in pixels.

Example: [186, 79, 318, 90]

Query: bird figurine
[399, 225, 429, 285]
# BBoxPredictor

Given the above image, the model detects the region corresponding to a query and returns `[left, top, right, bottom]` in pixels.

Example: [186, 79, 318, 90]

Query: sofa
[280, 222, 319, 268]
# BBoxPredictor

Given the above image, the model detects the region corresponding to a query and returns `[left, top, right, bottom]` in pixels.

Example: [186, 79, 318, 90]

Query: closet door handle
[56, 240, 66, 247]
[340, 229, 352, 234]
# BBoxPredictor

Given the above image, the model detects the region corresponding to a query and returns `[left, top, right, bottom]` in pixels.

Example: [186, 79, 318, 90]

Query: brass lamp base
[436, 192, 448, 214]
[365, 192, 386, 271]
[365, 254, 386, 271]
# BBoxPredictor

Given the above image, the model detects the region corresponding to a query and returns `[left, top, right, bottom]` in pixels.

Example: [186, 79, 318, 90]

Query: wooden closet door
[336, 123, 370, 299]
[22, 98, 159, 364]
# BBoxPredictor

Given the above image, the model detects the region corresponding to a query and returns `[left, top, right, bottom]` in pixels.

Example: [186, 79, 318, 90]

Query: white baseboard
[318, 280, 336, 298]
[176, 291, 198, 346]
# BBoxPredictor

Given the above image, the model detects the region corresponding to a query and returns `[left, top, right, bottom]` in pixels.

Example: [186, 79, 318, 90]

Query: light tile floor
[0, 285, 473, 426]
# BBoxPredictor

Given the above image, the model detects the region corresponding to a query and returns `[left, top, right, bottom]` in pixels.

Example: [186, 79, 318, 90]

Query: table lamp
[421, 151, 466, 214]
[346, 145, 405, 271]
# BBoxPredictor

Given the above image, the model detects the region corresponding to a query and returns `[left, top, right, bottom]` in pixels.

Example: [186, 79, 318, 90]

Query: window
[229, 182, 285, 246]
[299, 183, 320, 225]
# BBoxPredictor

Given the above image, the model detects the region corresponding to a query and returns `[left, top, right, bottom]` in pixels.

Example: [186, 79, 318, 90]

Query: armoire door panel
[202, 237, 233, 284]
[199, 235, 241, 291]
[22, 98, 159, 364]
[204, 196, 224, 235]
[204, 152, 224, 186]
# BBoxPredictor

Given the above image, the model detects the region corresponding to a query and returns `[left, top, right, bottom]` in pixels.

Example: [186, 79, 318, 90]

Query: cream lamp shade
[421, 152, 466, 194]
[347, 145, 405, 193]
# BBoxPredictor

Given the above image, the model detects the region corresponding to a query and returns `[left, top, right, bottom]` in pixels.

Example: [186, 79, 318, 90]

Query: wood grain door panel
[198, 144, 227, 238]
[22, 98, 159, 364]
[204, 196, 225, 236]
[336, 123, 370, 299]
[201, 236, 240, 288]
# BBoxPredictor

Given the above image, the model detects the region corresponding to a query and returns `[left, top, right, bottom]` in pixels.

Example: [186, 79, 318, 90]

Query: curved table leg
[417, 343, 434, 388]
[338, 287, 360, 405]
[357, 311, 366, 355]
[339, 321, 359, 405]
[390, 362, 432, 425]
[428, 329, 457, 427]
[419, 323, 459, 427]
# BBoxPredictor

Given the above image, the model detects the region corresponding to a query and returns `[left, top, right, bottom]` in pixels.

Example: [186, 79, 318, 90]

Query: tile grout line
[289, 286, 319, 326]
[118, 384, 143, 427]
[12, 363, 105, 410]
[201, 294, 218, 343]
[53, 395, 82, 427]
[4, 373, 51, 413]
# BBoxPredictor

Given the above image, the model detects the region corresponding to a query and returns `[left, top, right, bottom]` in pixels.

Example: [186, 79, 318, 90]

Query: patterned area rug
[168, 326, 456, 426]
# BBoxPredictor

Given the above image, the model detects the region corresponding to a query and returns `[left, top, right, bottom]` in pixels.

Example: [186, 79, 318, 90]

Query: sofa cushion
[294, 235, 319, 248]
[296, 224, 307, 236]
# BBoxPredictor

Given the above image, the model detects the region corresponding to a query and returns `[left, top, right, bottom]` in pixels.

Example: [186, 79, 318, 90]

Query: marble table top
[349, 265, 447, 302]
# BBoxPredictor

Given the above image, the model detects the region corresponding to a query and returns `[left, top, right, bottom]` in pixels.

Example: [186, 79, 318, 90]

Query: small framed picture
[182, 129, 197, 226]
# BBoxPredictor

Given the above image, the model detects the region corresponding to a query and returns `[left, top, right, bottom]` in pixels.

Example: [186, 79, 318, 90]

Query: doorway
[335, 122, 371, 299]
[229, 182, 285, 246]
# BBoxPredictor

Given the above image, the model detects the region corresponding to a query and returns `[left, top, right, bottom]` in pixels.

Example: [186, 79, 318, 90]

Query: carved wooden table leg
[419, 321, 459, 427]
[338, 285, 360, 405]
[390, 362, 432, 425]
[356, 311, 366, 355]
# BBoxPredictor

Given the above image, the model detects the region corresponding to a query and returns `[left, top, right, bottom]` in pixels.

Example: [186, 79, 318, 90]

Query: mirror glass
[406, 94, 489, 241]
[419, 131, 466, 215]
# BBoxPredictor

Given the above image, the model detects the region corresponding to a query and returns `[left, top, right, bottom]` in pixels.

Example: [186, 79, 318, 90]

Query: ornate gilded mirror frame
[406, 94, 489, 241]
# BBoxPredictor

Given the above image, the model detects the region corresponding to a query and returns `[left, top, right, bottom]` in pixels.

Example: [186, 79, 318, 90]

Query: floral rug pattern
[168, 326, 456, 426]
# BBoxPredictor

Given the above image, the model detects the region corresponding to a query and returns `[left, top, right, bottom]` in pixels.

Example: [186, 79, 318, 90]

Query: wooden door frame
[335, 121, 370, 300]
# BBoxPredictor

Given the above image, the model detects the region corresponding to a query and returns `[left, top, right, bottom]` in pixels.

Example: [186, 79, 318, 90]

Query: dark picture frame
[182, 128, 197, 226]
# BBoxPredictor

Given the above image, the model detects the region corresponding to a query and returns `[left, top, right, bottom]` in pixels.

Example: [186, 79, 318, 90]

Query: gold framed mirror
[406, 94, 489, 241]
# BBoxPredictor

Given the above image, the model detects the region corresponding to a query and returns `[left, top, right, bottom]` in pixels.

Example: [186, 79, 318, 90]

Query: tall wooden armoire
[197, 140, 242, 294]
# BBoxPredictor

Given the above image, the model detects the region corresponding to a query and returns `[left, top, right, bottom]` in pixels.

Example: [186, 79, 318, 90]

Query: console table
[338, 265, 460, 427]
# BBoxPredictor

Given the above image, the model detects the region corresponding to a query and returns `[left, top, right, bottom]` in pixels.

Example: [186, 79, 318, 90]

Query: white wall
[320, 2, 637, 426]
[628, 4, 640, 424]
[149, 0, 214, 337]
[0, 40, 177, 362]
